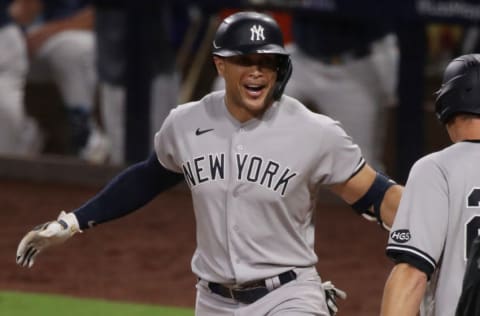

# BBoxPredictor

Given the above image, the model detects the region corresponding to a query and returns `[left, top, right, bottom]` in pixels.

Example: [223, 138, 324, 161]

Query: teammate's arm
[380, 263, 427, 316]
[329, 164, 402, 228]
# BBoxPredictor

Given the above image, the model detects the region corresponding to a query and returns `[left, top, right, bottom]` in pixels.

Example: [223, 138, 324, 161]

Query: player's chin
[242, 88, 272, 108]
[243, 97, 270, 114]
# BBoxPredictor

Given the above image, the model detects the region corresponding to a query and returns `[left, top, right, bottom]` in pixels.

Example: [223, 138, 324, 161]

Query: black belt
[208, 270, 297, 304]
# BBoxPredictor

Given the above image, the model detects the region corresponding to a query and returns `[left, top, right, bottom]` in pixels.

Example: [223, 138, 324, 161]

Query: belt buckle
[227, 283, 244, 300]
[228, 282, 267, 304]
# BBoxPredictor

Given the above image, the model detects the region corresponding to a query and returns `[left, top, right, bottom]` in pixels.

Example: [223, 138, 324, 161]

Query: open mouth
[244, 84, 266, 97]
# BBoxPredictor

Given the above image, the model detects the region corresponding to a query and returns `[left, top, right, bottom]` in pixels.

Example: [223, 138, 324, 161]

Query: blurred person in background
[93, 0, 180, 165]
[460, 25, 480, 59]
[284, 12, 399, 171]
[9, 0, 109, 163]
[0, 0, 41, 156]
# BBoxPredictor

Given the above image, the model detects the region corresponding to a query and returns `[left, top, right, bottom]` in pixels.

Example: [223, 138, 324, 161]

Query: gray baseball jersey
[155, 90, 364, 284]
[386, 141, 480, 316]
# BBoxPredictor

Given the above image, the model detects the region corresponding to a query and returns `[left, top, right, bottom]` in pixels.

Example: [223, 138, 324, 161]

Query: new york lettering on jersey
[181, 153, 297, 196]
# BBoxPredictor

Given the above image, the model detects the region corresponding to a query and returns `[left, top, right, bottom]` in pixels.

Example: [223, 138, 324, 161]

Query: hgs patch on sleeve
[390, 229, 411, 243]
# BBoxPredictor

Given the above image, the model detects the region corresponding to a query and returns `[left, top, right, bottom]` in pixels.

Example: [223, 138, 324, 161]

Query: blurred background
[1, 0, 479, 182]
[1, 0, 480, 315]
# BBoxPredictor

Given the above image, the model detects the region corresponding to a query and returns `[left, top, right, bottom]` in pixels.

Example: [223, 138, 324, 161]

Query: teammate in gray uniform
[16, 12, 402, 316]
[380, 54, 480, 316]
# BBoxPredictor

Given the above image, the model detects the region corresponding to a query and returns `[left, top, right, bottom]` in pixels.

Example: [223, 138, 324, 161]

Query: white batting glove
[16, 211, 81, 268]
[322, 280, 347, 316]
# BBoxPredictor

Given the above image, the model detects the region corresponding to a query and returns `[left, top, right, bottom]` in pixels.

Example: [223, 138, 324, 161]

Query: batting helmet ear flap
[273, 56, 292, 100]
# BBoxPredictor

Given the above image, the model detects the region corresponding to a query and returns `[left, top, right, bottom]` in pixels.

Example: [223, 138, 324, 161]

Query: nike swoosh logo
[213, 41, 220, 49]
[195, 128, 214, 136]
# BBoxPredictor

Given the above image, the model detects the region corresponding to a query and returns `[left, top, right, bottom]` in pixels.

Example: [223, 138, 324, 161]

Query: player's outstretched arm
[329, 163, 403, 229]
[73, 152, 183, 229]
[380, 263, 427, 316]
[16, 152, 183, 268]
[16, 211, 81, 268]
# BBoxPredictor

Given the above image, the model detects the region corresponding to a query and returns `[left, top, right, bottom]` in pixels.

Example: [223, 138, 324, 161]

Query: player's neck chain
[195, 128, 215, 136]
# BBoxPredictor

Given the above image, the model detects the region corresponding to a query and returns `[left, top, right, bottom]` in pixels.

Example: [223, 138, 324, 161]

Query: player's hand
[322, 280, 347, 316]
[16, 211, 81, 268]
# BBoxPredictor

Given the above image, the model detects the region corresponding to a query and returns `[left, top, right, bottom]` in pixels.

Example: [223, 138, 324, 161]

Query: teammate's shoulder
[423, 141, 478, 170]
[409, 149, 449, 178]
[419, 142, 468, 164]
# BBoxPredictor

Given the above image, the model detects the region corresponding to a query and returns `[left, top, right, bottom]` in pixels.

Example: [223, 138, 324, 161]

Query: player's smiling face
[214, 53, 278, 122]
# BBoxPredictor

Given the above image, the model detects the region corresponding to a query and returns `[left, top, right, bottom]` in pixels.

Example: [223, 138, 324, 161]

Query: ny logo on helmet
[250, 25, 265, 41]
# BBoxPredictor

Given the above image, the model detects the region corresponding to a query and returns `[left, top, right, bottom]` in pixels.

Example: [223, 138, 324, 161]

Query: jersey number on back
[465, 188, 480, 260]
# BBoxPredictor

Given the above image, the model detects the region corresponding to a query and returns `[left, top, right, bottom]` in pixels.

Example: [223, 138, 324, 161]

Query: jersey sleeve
[154, 108, 182, 173]
[386, 156, 448, 278]
[313, 119, 364, 185]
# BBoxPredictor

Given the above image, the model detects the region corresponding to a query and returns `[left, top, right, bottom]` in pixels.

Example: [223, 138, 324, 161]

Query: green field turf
[0, 291, 194, 316]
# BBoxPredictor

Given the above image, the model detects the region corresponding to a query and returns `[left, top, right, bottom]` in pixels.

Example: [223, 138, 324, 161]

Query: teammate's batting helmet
[212, 11, 292, 100]
[435, 54, 480, 124]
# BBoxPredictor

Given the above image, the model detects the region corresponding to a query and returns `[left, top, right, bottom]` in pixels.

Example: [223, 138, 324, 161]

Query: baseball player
[16, 12, 402, 316]
[380, 54, 480, 316]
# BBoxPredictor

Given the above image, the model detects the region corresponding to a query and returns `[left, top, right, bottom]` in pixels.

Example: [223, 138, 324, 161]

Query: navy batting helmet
[435, 54, 480, 124]
[212, 11, 292, 100]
